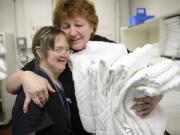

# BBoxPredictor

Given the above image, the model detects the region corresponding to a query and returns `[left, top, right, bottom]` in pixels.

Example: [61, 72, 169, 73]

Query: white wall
[0, 0, 15, 33]
[1, 0, 127, 65]
[5, 0, 180, 44]
[95, 0, 129, 42]
[0, 0, 130, 44]
[23, 0, 52, 47]
[14, 0, 26, 37]
[1, 0, 53, 46]
[95, 0, 116, 41]
[130, 0, 180, 17]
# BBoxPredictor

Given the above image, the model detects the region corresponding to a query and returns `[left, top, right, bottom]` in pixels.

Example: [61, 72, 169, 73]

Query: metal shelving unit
[120, 11, 180, 135]
[0, 33, 17, 125]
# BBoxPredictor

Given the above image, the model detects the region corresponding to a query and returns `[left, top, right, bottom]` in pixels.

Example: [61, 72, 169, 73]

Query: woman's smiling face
[45, 34, 69, 74]
[61, 16, 93, 51]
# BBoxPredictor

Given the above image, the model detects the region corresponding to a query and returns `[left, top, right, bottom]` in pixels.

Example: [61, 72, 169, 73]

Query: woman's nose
[69, 27, 77, 37]
[64, 53, 69, 60]
[62, 50, 69, 58]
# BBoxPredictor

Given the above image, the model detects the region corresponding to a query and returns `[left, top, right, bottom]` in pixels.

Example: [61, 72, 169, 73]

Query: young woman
[12, 26, 71, 135]
[7, 0, 165, 134]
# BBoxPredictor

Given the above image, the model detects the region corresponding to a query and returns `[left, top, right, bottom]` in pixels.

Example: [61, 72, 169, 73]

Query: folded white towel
[0, 58, 7, 72]
[70, 41, 179, 135]
[150, 65, 180, 86]
[113, 58, 179, 135]
[69, 41, 127, 133]
[133, 64, 180, 97]
[0, 71, 6, 80]
[160, 75, 180, 93]
[98, 53, 176, 135]
[0, 44, 6, 56]
[109, 44, 154, 95]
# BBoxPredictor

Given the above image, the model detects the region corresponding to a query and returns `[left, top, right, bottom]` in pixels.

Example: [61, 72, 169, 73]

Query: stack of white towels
[69, 41, 180, 135]
[163, 16, 180, 58]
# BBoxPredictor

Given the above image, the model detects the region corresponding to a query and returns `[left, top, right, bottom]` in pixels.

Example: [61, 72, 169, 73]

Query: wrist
[20, 71, 31, 86]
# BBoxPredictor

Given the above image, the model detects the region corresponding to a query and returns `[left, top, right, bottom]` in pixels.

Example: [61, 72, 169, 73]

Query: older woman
[6, 0, 165, 135]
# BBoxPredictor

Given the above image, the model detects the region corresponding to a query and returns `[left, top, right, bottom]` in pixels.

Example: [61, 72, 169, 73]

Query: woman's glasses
[49, 47, 70, 55]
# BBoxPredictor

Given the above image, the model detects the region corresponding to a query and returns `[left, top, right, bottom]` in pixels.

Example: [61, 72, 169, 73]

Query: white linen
[0, 58, 7, 80]
[69, 41, 127, 133]
[114, 59, 180, 135]
[69, 41, 180, 135]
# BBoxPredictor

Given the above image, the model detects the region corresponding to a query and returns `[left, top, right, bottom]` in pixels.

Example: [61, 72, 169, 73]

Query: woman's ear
[35, 46, 43, 59]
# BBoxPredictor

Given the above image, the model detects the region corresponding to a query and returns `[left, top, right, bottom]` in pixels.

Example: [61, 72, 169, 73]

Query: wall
[23, 0, 53, 48]
[0, 0, 130, 65]
[95, 0, 116, 41]
[1, 0, 53, 43]
[14, 0, 26, 37]
[130, 0, 180, 17]
[0, 0, 15, 33]
[0, 0, 18, 68]
[1, 0, 126, 66]
[95, 0, 129, 42]
[0, 0, 130, 45]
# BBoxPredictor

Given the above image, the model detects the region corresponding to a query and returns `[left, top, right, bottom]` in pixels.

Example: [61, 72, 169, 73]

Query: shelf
[121, 11, 180, 54]
[121, 19, 160, 51]
[124, 18, 159, 31]
[0, 33, 17, 125]
[161, 55, 180, 60]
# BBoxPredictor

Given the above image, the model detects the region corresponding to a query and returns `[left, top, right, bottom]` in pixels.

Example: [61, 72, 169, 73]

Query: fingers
[38, 93, 46, 106]
[23, 95, 43, 113]
[21, 72, 55, 113]
[23, 93, 46, 114]
[135, 108, 152, 118]
[132, 102, 152, 111]
[32, 95, 44, 108]
[131, 101, 153, 118]
[39, 82, 54, 103]
[47, 82, 55, 93]
[23, 84, 52, 112]
[134, 96, 152, 103]
[23, 96, 31, 113]
[43, 89, 49, 102]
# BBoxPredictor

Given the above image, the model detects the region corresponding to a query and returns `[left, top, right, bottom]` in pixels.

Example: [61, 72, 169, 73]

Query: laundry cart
[0, 33, 17, 125]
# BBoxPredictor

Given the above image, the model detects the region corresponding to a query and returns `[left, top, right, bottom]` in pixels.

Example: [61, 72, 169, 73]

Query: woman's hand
[131, 95, 163, 118]
[21, 71, 54, 113]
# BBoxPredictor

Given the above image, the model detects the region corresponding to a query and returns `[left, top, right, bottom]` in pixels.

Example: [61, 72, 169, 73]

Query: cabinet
[121, 11, 180, 56]
[0, 33, 17, 125]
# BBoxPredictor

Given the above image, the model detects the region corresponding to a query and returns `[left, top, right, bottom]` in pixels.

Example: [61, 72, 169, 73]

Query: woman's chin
[56, 66, 65, 73]
[71, 43, 85, 51]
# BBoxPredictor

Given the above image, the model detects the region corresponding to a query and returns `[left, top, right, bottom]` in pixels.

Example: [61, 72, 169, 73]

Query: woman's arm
[6, 70, 25, 94]
[5, 70, 54, 113]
